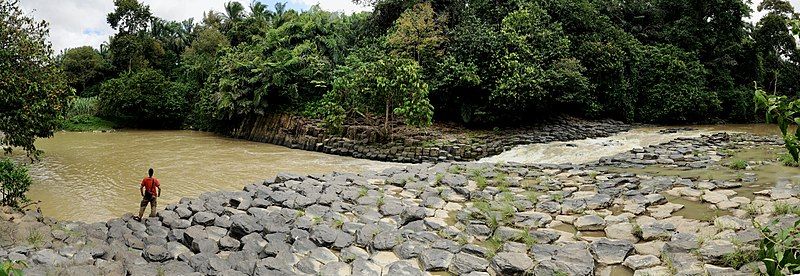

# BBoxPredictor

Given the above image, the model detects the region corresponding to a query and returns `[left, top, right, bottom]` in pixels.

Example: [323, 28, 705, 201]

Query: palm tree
[249, 1, 273, 21]
[223, 1, 246, 23]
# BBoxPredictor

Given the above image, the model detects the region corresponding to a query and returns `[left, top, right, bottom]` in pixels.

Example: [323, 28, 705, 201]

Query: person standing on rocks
[136, 168, 161, 221]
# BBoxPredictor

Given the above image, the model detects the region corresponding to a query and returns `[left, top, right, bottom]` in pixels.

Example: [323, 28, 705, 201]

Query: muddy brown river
[15, 124, 785, 222]
[19, 131, 396, 222]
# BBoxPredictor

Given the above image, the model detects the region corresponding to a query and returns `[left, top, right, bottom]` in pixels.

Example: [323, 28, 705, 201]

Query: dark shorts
[140, 195, 157, 207]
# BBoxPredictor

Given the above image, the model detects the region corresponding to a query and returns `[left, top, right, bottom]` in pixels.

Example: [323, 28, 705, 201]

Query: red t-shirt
[141, 177, 160, 197]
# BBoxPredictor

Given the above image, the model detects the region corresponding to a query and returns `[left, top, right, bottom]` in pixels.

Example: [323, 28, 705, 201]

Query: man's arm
[140, 186, 145, 197]
[157, 186, 161, 197]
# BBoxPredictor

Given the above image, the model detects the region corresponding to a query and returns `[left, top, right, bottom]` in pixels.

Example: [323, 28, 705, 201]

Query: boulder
[590, 238, 633, 264]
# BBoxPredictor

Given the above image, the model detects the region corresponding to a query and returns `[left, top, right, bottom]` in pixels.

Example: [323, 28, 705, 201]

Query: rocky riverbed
[1, 132, 798, 275]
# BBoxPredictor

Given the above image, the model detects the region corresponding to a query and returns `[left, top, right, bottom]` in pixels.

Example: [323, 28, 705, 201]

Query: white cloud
[19, 0, 114, 53]
[748, 0, 800, 23]
[290, 0, 371, 13]
[18, 0, 368, 53]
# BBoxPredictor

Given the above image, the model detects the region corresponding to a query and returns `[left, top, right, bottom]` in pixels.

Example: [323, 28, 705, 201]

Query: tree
[99, 69, 189, 128]
[59, 46, 108, 96]
[386, 2, 446, 64]
[0, 0, 72, 159]
[106, 0, 153, 34]
[490, 4, 590, 118]
[0, 158, 32, 208]
[634, 45, 720, 123]
[325, 55, 433, 137]
[754, 0, 799, 94]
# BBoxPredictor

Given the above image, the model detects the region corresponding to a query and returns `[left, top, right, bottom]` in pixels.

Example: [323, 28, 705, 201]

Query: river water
[19, 131, 396, 222]
[480, 124, 782, 164]
[16, 125, 782, 222]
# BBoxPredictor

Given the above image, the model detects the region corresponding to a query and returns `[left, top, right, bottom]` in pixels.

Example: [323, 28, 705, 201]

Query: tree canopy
[1, 0, 72, 158]
[47, 0, 800, 134]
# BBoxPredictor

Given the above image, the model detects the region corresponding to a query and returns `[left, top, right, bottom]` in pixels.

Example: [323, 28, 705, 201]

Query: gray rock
[192, 238, 219, 254]
[143, 245, 171, 262]
[229, 214, 262, 238]
[449, 252, 489, 275]
[491, 252, 533, 274]
[493, 226, 524, 242]
[386, 260, 424, 276]
[31, 249, 68, 266]
[341, 246, 370, 262]
[320, 261, 351, 276]
[574, 215, 606, 231]
[310, 247, 339, 265]
[590, 238, 633, 264]
[419, 248, 454, 271]
[311, 224, 338, 246]
[351, 259, 381, 276]
[640, 222, 675, 241]
[372, 230, 404, 250]
[699, 240, 736, 265]
[188, 252, 231, 275]
[219, 236, 241, 251]
[623, 255, 660, 270]
[182, 225, 208, 246]
[192, 211, 218, 226]
[394, 240, 427, 259]
[240, 233, 266, 256]
[605, 222, 639, 243]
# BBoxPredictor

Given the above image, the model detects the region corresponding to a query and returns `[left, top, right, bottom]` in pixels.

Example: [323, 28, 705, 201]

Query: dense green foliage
[58, 46, 108, 97]
[758, 219, 800, 275]
[0, 0, 72, 158]
[50, 0, 800, 131]
[0, 260, 25, 276]
[99, 69, 188, 128]
[0, 158, 32, 208]
[755, 88, 800, 163]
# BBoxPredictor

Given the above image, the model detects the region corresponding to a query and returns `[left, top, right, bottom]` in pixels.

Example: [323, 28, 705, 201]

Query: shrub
[728, 160, 748, 170]
[758, 219, 800, 275]
[0, 259, 26, 276]
[98, 69, 188, 128]
[65, 97, 99, 118]
[0, 159, 32, 208]
[634, 45, 721, 123]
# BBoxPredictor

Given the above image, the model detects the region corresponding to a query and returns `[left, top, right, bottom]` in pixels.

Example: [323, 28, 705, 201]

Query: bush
[758, 219, 800, 275]
[65, 97, 99, 118]
[634, 45, 721, 123]
[98, 69, 188, 128]
[0, 159, 32, 208]
[60, 115, 116, 132]
[1, 259, 26, 276]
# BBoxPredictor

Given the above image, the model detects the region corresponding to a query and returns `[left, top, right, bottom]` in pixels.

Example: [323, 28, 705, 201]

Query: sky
[17, 0, 800, 53]
[18, 0, 371, 53]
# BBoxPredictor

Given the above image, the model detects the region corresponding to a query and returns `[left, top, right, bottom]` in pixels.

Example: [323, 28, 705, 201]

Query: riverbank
[2, 132, 798, 275]
[231, 114, 632, 163]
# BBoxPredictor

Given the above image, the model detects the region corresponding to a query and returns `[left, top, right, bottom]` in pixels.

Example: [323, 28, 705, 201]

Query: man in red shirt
[136, 168, 161, 220]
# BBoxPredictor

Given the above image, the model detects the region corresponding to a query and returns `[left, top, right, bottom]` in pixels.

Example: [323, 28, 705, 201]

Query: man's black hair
[148, 168, 154, 177]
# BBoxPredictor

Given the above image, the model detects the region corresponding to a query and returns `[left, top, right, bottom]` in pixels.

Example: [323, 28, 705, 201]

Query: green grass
[27, 229, 44, 247]
[727, 159, 748, 170]
[474, 175, 488, 190]
[60, 115, 116, 132]
[779, 153, 800, 167]
[66, 97, 99, 117]
[448, 165, 463, 174]
[524, 191, 540, 203]
[722, 246, 758, 269]
[332, 219, 344, 229]
[434, 173, 444, 184]
[773, 202, 800, 216]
